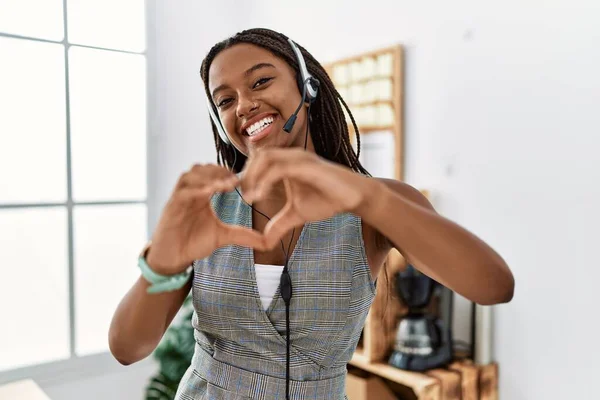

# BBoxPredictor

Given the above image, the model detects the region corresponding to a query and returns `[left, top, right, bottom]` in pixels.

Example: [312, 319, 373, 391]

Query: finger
[262, 206, 304, 250]
[240, 151, 270, 201]
[199, 165, 238, 185]
[175, 187, 213, 203]
[242, 151, 302, 201]
[250, 165, 289, 201]
[202, 175, 240, 194]
[175, 176, 239, 204]
[191, 163, 234, 179]
[250, 154, 324, 200]
[177, 164, 237, 189]
[283, 177, 294, 201]
[218, 223, 267, 250]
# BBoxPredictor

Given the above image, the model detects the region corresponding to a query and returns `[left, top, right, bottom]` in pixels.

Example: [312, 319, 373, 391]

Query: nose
[236, 94, 258, 118]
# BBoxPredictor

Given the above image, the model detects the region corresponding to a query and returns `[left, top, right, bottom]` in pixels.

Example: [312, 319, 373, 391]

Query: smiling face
[208, 43, 314, 156]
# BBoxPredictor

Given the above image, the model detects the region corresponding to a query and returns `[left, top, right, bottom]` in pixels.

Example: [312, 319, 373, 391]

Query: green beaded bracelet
[137, 252, 192, 294]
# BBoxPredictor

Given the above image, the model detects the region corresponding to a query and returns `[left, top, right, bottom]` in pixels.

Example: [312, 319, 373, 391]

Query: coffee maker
[388, 264, 453, 371]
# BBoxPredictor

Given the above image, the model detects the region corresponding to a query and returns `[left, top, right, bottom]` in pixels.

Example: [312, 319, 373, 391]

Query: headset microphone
[282, 76, 310, 133]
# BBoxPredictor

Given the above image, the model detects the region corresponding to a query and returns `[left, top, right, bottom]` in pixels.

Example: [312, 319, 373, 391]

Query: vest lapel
[239, 194, 309, 334]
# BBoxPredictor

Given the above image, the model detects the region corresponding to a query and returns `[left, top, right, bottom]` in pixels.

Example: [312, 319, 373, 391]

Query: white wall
[146, 1, 600, 399]
[238, 1, 600, 399]
[147, 1, 254, 230]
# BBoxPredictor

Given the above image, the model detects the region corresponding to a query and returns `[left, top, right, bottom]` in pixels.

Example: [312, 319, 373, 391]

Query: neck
[257, 181, 287, 202]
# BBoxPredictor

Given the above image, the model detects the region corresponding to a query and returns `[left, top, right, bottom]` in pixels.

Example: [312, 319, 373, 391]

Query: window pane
[74, 203, 147, 356]
[0, 37, 67, 204]
[67, 0, 146, 52]
[0, 0, 64, 41]
[0, 207, 69, 372]
[69, 47, 147, 202]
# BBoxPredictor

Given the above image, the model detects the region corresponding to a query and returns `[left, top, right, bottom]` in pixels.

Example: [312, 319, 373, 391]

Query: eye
[253, 77, 273, 88]
[217, 98, 232, 107]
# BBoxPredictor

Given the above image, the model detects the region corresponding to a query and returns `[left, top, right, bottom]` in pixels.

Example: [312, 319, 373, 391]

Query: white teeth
[246, 116, 274, 136]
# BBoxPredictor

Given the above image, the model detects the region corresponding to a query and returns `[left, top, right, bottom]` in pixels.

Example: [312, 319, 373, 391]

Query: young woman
[109, 28, 514, 399]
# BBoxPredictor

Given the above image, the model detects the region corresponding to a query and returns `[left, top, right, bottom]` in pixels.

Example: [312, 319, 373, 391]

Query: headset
[204, 36, 319, 400]
[205, 37, 320, 145]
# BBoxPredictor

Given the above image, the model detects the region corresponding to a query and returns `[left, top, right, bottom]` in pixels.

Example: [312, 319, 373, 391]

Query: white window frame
[0, 0, 156, 385]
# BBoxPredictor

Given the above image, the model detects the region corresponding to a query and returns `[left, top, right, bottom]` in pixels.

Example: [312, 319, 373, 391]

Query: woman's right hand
[145, 164, 265, 275]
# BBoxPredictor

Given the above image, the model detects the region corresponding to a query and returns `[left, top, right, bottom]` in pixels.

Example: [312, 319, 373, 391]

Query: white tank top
[254, 263, 284, 311]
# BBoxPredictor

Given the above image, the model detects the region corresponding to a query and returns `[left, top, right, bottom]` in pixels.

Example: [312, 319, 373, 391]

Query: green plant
[145, 296, 195, 400]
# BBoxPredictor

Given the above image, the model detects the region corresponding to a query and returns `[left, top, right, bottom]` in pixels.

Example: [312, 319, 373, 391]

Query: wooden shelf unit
[348, 358, 498, 400]
[326, 49, 408, 367]
[325, 46, 499, 400]
[349, 356, 440, 399]
[324, 44, 404, 181]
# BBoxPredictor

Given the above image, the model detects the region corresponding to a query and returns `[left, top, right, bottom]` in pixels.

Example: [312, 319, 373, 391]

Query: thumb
[218, 222, 267, 250]
[263, 207, 303, 250]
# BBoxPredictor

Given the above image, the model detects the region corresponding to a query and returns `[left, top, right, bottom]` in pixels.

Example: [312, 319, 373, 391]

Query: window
[0, 0, 148, 373]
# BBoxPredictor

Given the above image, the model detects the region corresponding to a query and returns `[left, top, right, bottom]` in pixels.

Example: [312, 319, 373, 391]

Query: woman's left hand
[240, 148, 371, 249]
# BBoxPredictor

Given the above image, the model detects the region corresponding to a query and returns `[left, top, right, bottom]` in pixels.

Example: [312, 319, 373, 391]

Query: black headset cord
[281, 240, 293, 400]
[230, 95, 312, 400]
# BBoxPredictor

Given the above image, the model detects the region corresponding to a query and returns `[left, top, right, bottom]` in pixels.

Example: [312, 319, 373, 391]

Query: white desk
[0, 379, 51, 400]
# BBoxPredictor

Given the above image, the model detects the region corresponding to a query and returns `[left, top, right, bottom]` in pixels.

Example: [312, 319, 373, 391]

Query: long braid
[200, 28, 370, 176]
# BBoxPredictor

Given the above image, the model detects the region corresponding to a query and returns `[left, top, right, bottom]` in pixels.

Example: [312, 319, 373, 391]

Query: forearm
[356, 179, 514, 305]
[109, 275, 191, 365]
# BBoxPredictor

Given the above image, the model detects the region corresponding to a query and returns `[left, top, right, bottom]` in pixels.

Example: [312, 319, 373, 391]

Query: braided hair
[200, 28, 370, 175]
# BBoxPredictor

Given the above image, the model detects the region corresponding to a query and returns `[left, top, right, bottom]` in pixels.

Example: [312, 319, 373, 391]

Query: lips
[240, 112, 278, 135]
[246, 115, 278, 143]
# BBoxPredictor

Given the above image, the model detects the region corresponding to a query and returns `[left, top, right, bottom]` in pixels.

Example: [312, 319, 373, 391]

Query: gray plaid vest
[174, 190, 376, 399]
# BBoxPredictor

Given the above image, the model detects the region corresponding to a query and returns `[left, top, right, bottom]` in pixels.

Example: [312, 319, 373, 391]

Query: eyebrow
[211, 62, 276, 99]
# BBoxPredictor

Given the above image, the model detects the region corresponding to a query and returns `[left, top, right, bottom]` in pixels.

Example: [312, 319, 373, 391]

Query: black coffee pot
[388, 265, 453, 371]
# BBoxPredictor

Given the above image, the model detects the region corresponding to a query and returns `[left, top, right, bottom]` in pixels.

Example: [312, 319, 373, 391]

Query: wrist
[138, 243, 193, 294]
[142, 242, 189, 276]
[145, 248, 178, 276]
[138, 242, 193, 293]
[351, 177, 390, 220]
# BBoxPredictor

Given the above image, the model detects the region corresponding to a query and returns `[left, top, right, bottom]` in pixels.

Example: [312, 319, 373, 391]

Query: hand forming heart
[146, 149, 373, 275]
[238, 148, 369, 250]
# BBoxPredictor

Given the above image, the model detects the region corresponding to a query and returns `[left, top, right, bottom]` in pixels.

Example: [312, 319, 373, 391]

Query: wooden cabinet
[345, 360, 498, 400]
[347, 368, 397, 400]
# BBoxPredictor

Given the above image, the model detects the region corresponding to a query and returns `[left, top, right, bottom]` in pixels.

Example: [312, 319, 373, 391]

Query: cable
[229, 90, 312, 400]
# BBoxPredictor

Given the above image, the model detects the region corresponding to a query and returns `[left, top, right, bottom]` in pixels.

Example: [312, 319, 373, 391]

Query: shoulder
[363, 178, 436, 251]
[374, 178, 436, 213]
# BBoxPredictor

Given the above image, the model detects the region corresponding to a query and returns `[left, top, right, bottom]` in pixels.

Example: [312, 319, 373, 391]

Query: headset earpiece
[287, 38, 319, 103]
[296, 75, 320, 104]
[205, 96, 231, 145]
